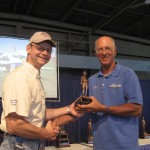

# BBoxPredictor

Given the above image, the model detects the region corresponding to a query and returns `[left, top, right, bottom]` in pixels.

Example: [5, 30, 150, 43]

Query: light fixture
[145, 0, 150, 4]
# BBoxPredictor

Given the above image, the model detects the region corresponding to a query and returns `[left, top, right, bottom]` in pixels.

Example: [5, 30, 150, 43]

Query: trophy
[75, 71, 92, 106]
[55, 126, 70, 148]
[87, 119, 93, 144]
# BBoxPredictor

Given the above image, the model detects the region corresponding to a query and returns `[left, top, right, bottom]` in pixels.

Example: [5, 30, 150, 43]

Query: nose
[101, 49, 107, 54]
[42, 49, 50, 55]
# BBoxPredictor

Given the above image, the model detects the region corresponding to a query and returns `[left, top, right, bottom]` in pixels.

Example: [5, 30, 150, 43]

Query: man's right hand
[44, 120, 60, 141]
[75, 96, 106, 112]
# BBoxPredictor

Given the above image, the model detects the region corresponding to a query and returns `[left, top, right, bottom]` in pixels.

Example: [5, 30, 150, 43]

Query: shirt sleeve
[124, 69, 143, 105]
[2, 72, 31, 117]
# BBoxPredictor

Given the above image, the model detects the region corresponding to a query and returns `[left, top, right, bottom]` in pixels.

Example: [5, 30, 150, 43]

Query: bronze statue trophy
[55, 126, 70, 148]
[87, 119, 93, 144]
[75, 71, 92, 106]
[140, 116, 150, 139]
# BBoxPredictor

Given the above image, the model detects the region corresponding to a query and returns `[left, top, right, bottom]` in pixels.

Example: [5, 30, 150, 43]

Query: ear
[26, 45, 31, 54]
[95, 52, 98, 57]
[113, 47, 117, 56]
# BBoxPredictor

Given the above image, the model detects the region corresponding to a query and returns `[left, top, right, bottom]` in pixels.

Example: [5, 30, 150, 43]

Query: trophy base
[55, 133, 70, 148]
[55, 139, 70, 148]
[75, 96, 92, 106]
[87, 137, 93, 144]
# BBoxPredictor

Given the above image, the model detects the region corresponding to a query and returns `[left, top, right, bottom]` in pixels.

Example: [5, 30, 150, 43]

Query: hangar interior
[0, 0, 150, 146]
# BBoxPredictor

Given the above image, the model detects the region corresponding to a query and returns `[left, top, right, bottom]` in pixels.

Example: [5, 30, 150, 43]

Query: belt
[4, 132, 17, 137]
[4, 133, 39, 142]
[4, 132, 41, 144]
[4, 132, 41, 149]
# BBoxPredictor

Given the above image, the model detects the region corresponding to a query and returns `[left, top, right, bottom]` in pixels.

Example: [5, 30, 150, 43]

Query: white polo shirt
[1, 61, 46, 132]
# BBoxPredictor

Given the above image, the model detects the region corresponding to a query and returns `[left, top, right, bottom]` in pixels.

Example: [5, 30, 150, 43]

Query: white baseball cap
[29, 31, 56, 47]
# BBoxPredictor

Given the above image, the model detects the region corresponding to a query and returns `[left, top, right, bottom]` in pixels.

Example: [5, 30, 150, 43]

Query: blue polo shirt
[89, 63, 143, 150]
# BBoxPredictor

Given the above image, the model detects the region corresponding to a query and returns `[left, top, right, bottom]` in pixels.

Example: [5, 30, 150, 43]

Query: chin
[40, 59, 49, 63]
[101, 61, 109, 65]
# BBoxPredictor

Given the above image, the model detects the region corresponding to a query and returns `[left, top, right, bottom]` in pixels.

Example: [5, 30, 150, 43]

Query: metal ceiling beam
[92, 0, 138, 32]
[73, 8, 110, 18]
[26, 0, 36, 15]
[89, 0, 150, 18]
[60, 0, 82, 22]
[0, 12, 91, 32]
[120, 17, 147, 34]
[94, 29, 150, 45]
[12, 0, 20, 13]
[131, 2, 145, 9]
[0, 13, 150, 45]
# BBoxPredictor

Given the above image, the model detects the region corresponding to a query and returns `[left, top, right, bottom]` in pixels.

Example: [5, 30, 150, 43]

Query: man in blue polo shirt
[77, 36, 143, 150]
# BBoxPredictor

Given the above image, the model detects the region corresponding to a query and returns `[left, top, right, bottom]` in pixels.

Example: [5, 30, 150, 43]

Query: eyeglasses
[30, 44, 52, 53]
[95, 47, 113, 54]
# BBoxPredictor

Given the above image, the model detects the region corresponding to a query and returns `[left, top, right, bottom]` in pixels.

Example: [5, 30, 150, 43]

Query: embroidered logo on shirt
[93, 85, 97, 89]
[11, 99, 17, 105]
[109, 84, 121, 88]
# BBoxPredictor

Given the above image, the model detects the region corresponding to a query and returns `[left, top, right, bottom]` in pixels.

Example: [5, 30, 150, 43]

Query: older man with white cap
[0, 31, 82, 150]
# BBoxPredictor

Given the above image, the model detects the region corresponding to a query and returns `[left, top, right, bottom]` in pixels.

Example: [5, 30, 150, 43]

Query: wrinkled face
[26, 41, 52, 70]
[95, 36, 117, 67]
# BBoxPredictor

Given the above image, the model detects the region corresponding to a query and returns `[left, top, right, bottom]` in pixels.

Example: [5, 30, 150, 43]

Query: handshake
[44, 96, 93, 141]
[52, 96, 93, 126]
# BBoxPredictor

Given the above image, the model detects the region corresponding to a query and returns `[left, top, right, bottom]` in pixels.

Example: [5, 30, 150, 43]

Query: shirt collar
[97, 62, 121, 78]
[23, 61, 41, 79]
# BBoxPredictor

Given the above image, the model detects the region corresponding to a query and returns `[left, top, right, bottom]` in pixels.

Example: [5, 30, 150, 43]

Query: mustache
[101, 55, 109, 58]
